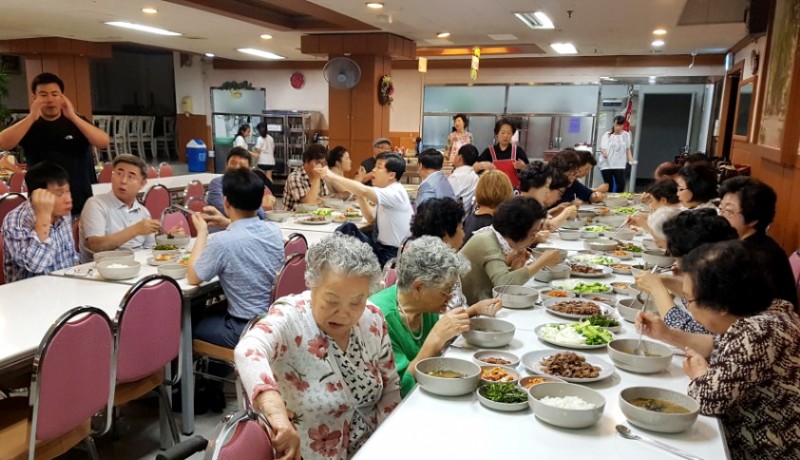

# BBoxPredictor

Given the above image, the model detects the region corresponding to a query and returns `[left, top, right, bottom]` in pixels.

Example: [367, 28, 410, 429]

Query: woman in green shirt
[370, 236, 500, 397]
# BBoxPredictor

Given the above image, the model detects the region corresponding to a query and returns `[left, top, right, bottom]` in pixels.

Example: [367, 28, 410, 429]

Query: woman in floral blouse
[637, 241, 800, 459]
[234, 234, 401, 460]
[444, 113, 473, 163]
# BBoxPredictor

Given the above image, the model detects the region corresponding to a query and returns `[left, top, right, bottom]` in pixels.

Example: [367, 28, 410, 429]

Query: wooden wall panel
[176, 115, 211, 165]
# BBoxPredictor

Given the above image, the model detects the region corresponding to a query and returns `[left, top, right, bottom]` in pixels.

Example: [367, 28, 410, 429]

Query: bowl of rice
[528, 382, 606, 428]
[93, 249, 135, 264]
[96, 260, 141, 280]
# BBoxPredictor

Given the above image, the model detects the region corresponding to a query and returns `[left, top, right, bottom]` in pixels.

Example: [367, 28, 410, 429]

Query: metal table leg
[180, 296, 195, 435]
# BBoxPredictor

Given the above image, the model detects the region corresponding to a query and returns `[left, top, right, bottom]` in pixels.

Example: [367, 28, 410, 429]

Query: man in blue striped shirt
[2, 162, 78, 282]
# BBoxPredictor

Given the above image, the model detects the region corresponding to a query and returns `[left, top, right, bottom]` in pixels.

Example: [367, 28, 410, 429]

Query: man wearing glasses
[78, 154, 159, 262]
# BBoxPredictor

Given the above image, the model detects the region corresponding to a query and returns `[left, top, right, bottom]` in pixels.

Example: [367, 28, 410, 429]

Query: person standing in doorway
[599, 115, 634, 192]
[444, 114, 473, 164]
[0, 72, 110, 215]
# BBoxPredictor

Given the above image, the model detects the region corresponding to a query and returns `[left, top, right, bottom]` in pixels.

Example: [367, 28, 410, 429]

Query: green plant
[0, 67, 10, 129]
[219, 80, 254, 91]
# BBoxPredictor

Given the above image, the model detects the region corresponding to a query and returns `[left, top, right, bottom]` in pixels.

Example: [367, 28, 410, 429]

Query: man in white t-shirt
[254, 122, 275, 180]
[447, 144, 480, 213]
[322, 152, 412, 266]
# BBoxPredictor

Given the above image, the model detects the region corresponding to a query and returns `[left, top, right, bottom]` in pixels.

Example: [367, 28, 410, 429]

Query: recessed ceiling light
[142, 7, 158, 14]
[652, 39, 665, 47]
[104, 21, 181, 36]
[437, 32, 450, 38]
[237, 48, 285, 60]
[205, 53, 215, 57]
[260, 34, 273, 40]
[366, 2, 384, 9]
[514, 11, 555, 29]
[653, 28, 667, 35]
[648, 76, 657, 83]
[550, 43, 578, 55]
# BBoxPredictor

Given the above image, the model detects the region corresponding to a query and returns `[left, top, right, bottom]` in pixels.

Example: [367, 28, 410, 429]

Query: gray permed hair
[305, 234, 382, 293]
[396, 236, 470, 292]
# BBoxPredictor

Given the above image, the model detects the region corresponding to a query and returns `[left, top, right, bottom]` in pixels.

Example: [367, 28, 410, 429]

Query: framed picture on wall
[0, 55, 21, 74]
[758, 0, 800, 149]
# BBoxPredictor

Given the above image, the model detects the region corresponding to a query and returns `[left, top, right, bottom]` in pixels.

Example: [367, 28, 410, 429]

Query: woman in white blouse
[235, 234, 400, 460]
[599, 115, 634, 192]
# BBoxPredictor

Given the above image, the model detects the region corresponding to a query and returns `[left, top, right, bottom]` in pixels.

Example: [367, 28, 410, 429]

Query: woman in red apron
[474, 118, 528, 188]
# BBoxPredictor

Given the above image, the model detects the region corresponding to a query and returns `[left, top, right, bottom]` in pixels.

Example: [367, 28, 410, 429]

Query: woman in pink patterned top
[235, 234, 401, 460]
[445, 114, 473, 163]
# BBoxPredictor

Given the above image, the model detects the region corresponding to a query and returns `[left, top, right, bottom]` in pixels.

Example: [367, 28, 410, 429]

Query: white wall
[173, 52, 208, 115]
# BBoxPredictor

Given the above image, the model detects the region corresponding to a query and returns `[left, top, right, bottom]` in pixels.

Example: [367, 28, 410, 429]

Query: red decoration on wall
[290, 72, 305, 89]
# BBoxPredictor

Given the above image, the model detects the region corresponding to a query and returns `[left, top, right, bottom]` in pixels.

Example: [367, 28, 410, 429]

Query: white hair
[305, 234, 382, 293]
[648, 207, 682, 241]
[396, 236, 470, 292]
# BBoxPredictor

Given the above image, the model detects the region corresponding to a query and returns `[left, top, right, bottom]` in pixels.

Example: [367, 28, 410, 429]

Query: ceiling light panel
[105, 21, 181, 36]
[237, 48, 285, 60]
[514, 11, 555, 29]
[550, 43, 577, 54]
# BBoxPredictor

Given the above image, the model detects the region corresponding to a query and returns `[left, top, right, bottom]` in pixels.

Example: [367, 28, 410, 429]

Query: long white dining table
[91, 172, 221, 197]
[355, 231, 730, 459]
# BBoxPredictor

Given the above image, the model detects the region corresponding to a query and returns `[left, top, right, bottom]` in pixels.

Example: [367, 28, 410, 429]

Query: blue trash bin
[186, 139, 207, 172]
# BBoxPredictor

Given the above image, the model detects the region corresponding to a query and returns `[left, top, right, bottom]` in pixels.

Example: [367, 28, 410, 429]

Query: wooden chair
[0, 306, 114, 460]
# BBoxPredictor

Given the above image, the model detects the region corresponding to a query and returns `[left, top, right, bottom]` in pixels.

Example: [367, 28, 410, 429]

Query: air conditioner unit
[601, 98, 624, 109]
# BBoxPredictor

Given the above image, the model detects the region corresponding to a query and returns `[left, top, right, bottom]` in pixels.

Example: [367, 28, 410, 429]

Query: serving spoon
[616, 425, 704, 460]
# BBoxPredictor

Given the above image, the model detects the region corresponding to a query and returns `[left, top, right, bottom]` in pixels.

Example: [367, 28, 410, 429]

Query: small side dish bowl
[462, 318, 515, 348]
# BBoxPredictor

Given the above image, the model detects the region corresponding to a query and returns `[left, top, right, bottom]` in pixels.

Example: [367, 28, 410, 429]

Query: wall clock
[290, 72, 305, 89]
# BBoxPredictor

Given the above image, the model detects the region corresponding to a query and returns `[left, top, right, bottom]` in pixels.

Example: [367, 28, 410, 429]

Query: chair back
[98, 162, 114, 183]
[144, 184, 171, 220]
[0, 233, 4, 285]
[382, 258, 398, 288]
[161, 208, 192, 236]
[93, 115, 111, 134]
[184, 180, 205, 205]
[164, 117, 176, 136]
[29, 306, 114, 448]
[8, 171, 26, 193]
[271, 253, 307, 301]
[115, 275, 183, 383]
[186, 196, 206, 213]
[159, 162, 174, 177]
[142, 116, 156, 138]
[147, 165, 158, 178]
[0, 192, 26, 225]
[283, 233, 307, 258]
[0, 180, 9, 195]
[205, 411, 274, 460]
[790, 250, 800, 286]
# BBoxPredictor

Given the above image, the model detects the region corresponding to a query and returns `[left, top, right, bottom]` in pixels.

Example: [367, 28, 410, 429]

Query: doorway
[635, 93, 694, 188]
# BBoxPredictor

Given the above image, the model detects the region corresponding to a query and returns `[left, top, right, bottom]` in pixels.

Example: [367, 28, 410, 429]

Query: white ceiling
[0, 0, 748, 60]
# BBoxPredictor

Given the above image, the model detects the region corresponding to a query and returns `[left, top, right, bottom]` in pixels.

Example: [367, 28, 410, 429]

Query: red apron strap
[510, 144, 517, 161]
[488, 145, 498, 162]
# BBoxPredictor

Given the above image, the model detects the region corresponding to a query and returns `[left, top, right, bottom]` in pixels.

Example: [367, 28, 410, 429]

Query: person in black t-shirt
[473, 118, 529, 187]
[354, 137, 391, 186]
[0, 72, 110, 215]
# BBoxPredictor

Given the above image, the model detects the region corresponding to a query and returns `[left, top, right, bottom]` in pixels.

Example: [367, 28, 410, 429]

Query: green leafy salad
[582, 225, 612, 233]
[571, 282, 612, 294]
[618, 243, 643, 253]
[613, 206, 638, 214]
[584, 315, 620, 328]
[479, 382, 528, 404]
[312, 208, 334, 217]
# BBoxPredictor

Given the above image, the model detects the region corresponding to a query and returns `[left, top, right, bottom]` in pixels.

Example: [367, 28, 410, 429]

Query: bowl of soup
[462, 318, 515, 348]
[607, 338, 673, 374]
[415, 357, 481, 396]
[619, 386, 700, 433]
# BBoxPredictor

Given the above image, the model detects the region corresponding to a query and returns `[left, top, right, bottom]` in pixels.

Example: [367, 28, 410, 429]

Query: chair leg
[84, 437, 100, 460]
[158, 385, 181, 446]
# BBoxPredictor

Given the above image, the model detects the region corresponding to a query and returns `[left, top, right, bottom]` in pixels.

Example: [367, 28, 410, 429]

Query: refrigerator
[210, 88, 266, 173]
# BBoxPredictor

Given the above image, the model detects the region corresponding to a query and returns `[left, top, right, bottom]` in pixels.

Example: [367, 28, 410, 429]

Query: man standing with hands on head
[78, 154, 159, 263]
[0, 72, 110, 215]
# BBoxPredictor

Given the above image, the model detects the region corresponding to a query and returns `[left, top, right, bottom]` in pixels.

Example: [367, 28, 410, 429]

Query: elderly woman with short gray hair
[370, 236, 501, 397]
[235, 234, 401, 460]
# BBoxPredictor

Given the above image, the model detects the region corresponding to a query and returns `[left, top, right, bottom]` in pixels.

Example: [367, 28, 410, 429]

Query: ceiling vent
[514, 12, 555, 29]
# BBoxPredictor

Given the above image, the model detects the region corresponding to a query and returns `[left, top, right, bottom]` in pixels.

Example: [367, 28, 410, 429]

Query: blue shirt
[415, 171, 455, 210]
[2, 202, 79, 283]
[206, 176, 266, 220]
[193, 217, 284, 319]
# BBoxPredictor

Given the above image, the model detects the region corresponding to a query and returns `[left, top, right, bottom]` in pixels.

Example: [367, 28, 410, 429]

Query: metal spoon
[616, 425, 704, 460]
[633, 265, 658, 356]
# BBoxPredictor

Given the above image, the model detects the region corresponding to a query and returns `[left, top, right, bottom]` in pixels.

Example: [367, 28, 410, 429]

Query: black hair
[655, 162, 681, 179]
[457, 144, 479, 166]
[662, 209, 738, 257]
[678, 164, 718, 203]
[222, 169, 264, 212]
[376, 152, 405, 181]
[576, 150, 597, 167]
[327, 146, 348, 168]
[227, 146, 251, 163]
[646, 178, 679, 204]
[683, 153, 711, 167]
[418, 148, 444, 170]
[608, 115, 626, 135]
[719, 176, 776, 233]
[410, 198, 465, 240]
[302, 144, 328, 164]
[681, 240, 772, 316]
[250, 168, 276, 195]
[24, 162, 69, 193]
[493, 196, 547, 243]
[453, 113, 469, 129]
[494, 118, 517, 135]
[31, 72, 64, 93]
[549, 150, 581, 174]
[235, 124, 251, 138]
[518, 161, 551, 192]
[256, 122, 269, 138]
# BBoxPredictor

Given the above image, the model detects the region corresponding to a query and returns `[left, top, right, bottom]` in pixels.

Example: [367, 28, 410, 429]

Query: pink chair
[0, 193, 26, 226]
[155, 410, 274, 460]
[186, 196, 206, 213]
[159, 162, 174, 178]
[112, 275, 183, 447]
[144, 184, 171, 221]
[72, 219, 80, 253]
[382, 258, 398, 288]
[0, 180, 9, 195]
[271, 253, 307, 301]
[283, 233, 307, 258]
[161, 208, 192, 237]
[0, 233, 4, 285]
[183, 180, 205, 206]
[790, 250, 800, 286]
[98, 163, 114, 183]
[8, 172, 25, 193]
[147, 166, 158, 179]
[0, 306, 114, 460]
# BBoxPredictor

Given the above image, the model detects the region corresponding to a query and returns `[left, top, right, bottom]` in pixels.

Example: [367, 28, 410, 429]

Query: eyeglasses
[719, 206, 742, 217]
[681, 296, 697, 307]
